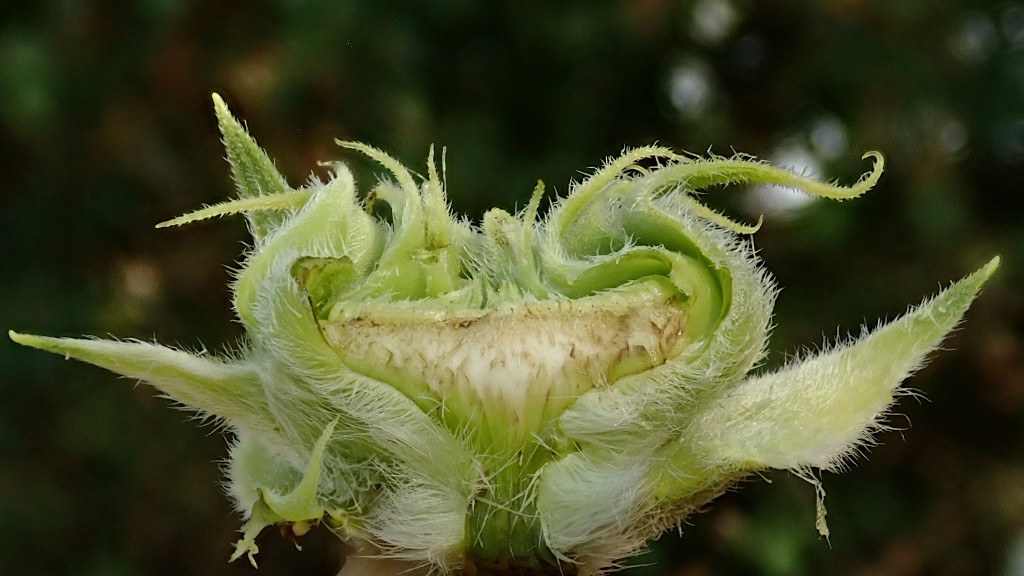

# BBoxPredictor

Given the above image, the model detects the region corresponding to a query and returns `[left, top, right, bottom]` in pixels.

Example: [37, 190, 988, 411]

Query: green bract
[11, 95, 998, 576]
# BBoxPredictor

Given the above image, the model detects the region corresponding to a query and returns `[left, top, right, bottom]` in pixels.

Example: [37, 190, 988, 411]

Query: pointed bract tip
[212, 92, 228, 114]
[212, 93, 238, 131]
[9, 331, 79, 359]
[10, 330, 42, 348]
[982, 255, 1001, 278]
[211, 93, 235, 130]
[960, 255, 1001, 298]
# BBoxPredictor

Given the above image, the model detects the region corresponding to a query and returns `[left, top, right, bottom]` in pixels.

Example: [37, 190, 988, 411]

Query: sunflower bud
[10, 94, 998, 576]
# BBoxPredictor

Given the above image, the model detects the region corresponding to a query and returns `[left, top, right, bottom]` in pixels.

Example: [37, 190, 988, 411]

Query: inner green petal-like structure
[11, 94, 996, 576]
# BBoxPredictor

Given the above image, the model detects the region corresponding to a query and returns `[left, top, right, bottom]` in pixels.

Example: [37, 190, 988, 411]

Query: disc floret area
[10, 95, 998, 576]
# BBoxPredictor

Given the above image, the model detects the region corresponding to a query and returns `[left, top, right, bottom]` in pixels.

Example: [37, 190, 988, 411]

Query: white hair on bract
[10, 93, 998, 576]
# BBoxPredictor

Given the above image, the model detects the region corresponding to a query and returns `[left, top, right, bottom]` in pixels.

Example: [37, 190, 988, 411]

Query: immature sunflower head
[11, 95, 998, 576]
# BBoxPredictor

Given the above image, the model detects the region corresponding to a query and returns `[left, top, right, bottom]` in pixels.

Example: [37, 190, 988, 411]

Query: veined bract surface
[10, 95, 998, 576]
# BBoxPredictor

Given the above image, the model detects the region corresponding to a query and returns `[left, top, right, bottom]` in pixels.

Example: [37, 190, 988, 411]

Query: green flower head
[11, 94, 998, 576]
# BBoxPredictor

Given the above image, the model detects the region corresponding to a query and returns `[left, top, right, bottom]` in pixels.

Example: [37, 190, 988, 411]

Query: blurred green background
[1, 1, 1022, 575]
